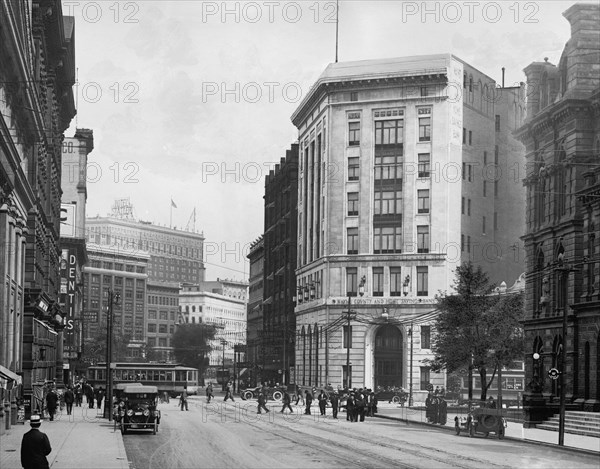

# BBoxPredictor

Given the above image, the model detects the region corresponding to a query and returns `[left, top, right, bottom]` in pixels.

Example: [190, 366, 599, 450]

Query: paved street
[122, 396, 599, 469]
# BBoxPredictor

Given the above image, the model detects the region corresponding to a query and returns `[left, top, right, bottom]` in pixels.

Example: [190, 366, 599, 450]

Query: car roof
[123, 385, 158, 394]
[115, 382, 144, 391]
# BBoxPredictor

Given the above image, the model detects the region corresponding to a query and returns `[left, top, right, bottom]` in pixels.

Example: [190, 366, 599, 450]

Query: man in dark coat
[317, 390, 328, 416]
[45, 388, 58, 421]
[86, 385, 94, 409]
[96, 387, 105, 412]
[63, 386, 75, 415]
[257, 391, 270, 414]
[346, 393, 356, 422]
[280, 390, 293, 413]
[304, 390, 312, 415]
[356, 391, 366, 422]
[330, 392, 339, 419]
[206, 383, 214, 403]
[21, 414, 51, 469]
[425, 392, 434, 422]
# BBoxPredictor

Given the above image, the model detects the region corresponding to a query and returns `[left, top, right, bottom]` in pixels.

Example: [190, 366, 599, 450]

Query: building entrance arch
[366, 324, 403, 390]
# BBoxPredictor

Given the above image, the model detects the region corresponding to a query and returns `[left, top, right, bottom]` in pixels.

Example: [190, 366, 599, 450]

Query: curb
[374, 413, 600, 457]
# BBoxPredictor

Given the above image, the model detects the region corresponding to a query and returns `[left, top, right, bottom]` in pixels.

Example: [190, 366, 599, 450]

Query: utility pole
[345, 294, 351, 390]
[409, 322, 414, 407]
[104, 291, 120, 420]
[221, 338, 227, 391]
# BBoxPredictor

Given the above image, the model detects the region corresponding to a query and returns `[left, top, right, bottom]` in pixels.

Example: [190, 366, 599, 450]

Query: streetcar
[86, 363, 199, 396]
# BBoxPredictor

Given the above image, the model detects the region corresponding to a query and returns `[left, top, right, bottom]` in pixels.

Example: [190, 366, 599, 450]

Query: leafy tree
[172, 323, 217, 379]
[427, 262, 524, 402]
[81, 328, 132, 364]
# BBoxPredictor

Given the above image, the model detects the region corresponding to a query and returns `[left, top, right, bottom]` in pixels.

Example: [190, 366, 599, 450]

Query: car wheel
[392, 395, 401, 404]
[272, 390, 283, 401]
[243, 390, 254, 401]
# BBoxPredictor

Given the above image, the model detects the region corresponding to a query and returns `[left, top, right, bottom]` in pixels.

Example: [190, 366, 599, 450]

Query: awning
[0, 365, 22, 386]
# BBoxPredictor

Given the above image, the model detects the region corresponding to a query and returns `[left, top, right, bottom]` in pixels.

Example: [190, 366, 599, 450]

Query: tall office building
[84, 212, 206, 359]
[59, 129, 94, 380]
[83, 244, 150, 360]
[246, 236, 264, 385]
[261, 145, 299, 385]
[291, 54, 525, 399]
[87, 213, 205, 284]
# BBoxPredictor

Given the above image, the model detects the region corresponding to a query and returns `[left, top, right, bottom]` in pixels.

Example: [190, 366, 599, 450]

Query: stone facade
[290, 54, 525, 395]
[515, 2, 600, 422]
[1, 1, 76, 424]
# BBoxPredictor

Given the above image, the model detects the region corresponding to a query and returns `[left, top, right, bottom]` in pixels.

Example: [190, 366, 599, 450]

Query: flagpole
[170, 198, 173, 229]
[335, 0, 339, 63]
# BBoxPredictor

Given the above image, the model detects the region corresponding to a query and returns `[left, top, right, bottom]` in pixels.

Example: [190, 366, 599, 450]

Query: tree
[427, 262, 524, 402]
[81, 328, 132, 364]
[172, 323, 217, 380]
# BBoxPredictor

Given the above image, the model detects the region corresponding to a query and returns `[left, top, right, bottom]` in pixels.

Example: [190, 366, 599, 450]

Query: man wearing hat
[21, 414, 52, 469]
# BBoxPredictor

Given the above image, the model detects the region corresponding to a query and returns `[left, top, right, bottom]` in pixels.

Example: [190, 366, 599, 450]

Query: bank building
[291, 54, 525, 403]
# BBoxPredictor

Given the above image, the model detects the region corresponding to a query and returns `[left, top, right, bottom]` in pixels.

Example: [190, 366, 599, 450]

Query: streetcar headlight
[143, 409, 150, 417]
[127, 409, 134, 417]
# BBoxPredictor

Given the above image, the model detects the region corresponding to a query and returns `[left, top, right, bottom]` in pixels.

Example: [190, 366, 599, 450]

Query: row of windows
[347, 114, 431, 147]
[147, 323, 174, 334]
[347, 190, 429, 217]
[345, 266, 429, 297]
[148, 310, 176, 321]
[347, 226, 430, 255]
[148, 295, 177, 306]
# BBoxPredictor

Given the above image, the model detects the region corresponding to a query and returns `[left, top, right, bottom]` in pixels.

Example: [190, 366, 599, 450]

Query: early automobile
[455, 408, 506, 439]
[240, 385, 286, 401]
[119, 385, 161, 435]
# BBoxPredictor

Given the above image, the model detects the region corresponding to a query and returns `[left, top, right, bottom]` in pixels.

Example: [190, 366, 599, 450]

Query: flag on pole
[171, 199, 177, 209]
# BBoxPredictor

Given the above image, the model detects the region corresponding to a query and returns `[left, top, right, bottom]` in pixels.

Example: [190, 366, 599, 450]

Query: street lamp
[221, 338, 227, 391]
[103, 290, 120, 420]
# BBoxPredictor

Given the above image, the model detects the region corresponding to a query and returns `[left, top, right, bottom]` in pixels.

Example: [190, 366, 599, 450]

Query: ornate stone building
[516, 2, 600, 422]
[291, 54, 526, 397]
[0, 1, 76, 422]
[246, 236, 264, 385]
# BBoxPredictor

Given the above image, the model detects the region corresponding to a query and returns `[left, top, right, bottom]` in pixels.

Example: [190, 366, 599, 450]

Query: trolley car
[86, 363, 199, 396]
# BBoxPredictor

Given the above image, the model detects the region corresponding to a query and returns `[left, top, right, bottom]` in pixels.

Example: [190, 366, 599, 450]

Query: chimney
[501, 67, 505, 88]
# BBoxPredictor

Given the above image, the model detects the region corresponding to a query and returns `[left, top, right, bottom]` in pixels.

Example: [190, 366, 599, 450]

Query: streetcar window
[160, 372, 166, 381]
[153, 371, 160, 381]
[166, 371, 172, 381]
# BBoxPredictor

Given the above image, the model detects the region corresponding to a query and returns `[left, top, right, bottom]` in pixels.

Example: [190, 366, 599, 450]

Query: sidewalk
[374, 403, 600, 454]
[0, 404, 129, 469]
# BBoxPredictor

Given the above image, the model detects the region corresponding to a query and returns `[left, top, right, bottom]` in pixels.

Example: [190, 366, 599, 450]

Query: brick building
[246, 236, 264, 385]
[516, 2, 600, 422]
[262, 144, 299, 385]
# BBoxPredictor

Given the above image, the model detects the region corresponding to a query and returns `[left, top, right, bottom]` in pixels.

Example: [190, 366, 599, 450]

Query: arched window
[534, 246, 545, 316]
[307, 325, 312, 387]
[540, 72, 548, 109]
[301, 326, 306, 386]
[314, 324, 319, 385]
[535, 152, 546, 226]
[555, 143, 567, 218]
[584, 341, 591, 399]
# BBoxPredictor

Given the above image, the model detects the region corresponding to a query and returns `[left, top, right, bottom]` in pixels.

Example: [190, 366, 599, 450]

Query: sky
[64, 0, 580, 281]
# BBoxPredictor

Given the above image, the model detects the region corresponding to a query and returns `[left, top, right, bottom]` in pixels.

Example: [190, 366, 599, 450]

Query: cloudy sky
[65, 0, 578, 280]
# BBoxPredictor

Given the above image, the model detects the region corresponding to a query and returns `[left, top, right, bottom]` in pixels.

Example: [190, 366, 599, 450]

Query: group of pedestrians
[343, 388, 378, 422]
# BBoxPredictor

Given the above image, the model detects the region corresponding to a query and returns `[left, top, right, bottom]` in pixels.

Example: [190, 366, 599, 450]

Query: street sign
[548, 368, 560, 380]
